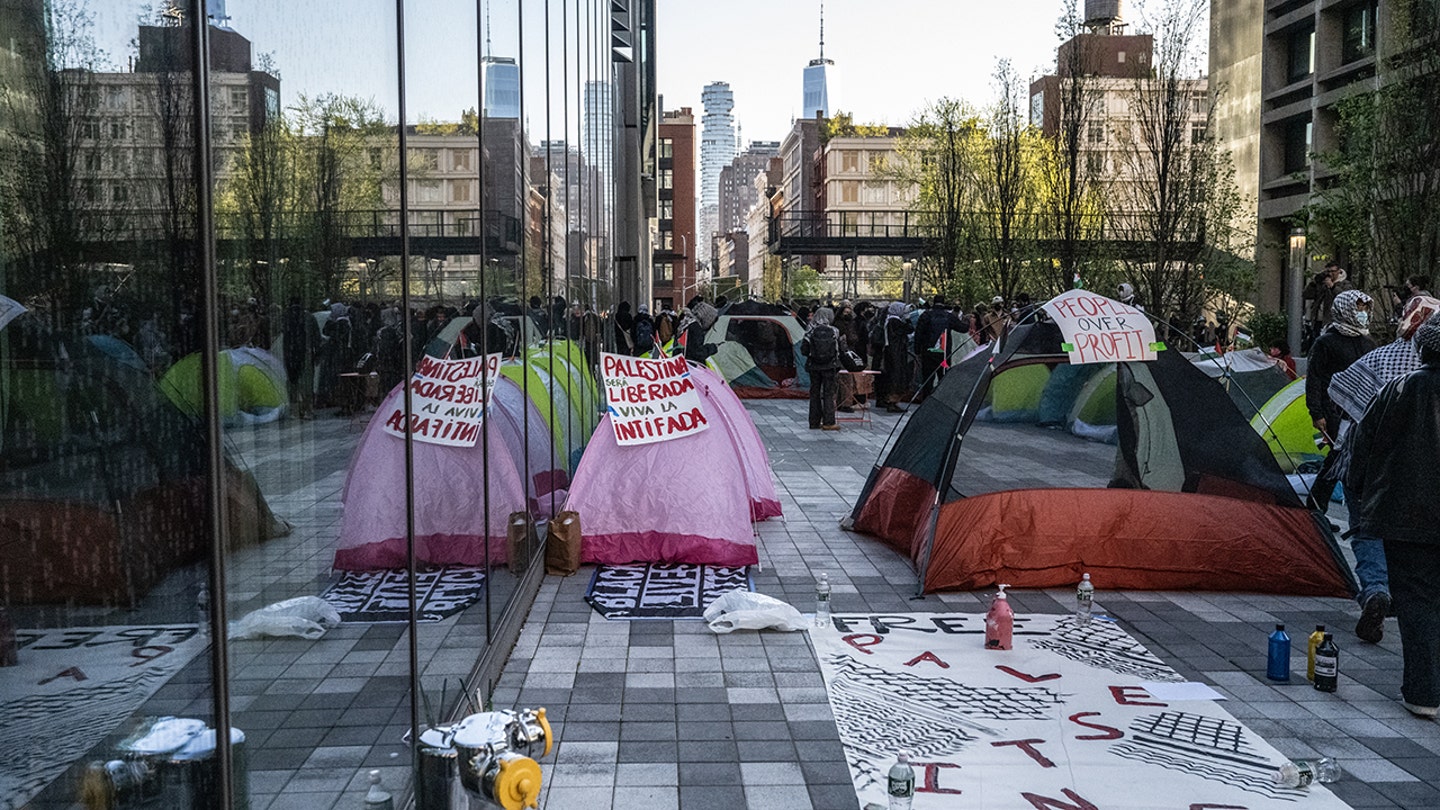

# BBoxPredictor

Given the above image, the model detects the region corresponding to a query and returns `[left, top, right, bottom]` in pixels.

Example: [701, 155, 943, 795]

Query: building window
[105, 87, 125, 110]
[841, 150, 859, 172]
[135, 148, 154, 169]
[863, 180, 887, 204]
[230, 87, 247, 110]
[264, 86, 279, 120]
[1287, 27, 1315, 83]
[1191, 122, 1208, 144]
[453, 149, 471, 170]
[452, 181, 471, 202]
[841, 180, 859, 203]
[659, 138, 673, 159]
[111, 184, 128, 204]
[660, 168, 673, 190]
[655, 262, 674, 282]
[417, 180, 442, 203]
[1342, 2, 1378, 63]
[415, 148, 440, 171]
[1087, 122, 1104, 144]
[659, 199, 673, 221]
[868, 152, 886, 173]
[1086, 152, 1106, 174]
[659, 230, 673, 250]
[1283, 117, 1312, 174]
[369, 148, 384, 170]
[84, 151, 101, 171]
[109, 121, 127, 140]
[1117, 50, 1126, 63]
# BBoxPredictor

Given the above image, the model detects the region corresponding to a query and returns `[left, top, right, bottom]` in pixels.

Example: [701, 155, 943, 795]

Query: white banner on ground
[600, 352, 709, 446]
[0, 625, 208, 810]
[811, 612, 1349, 809]
[382, 353, 501, 447]
[1043, 289, 1158, 364]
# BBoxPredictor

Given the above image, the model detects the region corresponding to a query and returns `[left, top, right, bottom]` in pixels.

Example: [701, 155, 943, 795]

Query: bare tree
[974, 60, 1043, 302]
[890, 98, 985, 294]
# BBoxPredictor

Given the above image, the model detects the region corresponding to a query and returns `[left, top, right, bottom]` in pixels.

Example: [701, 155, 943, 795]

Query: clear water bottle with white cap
[1076, 573, 1094, 624]
[888, 751, 915, 809]
[814, 573, 832, 627]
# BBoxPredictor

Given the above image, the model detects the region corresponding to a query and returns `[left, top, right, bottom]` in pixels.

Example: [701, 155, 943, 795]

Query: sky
[89, 0, 1080, 145]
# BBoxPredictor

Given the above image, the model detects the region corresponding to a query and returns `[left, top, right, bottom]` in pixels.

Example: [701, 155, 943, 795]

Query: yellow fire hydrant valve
[492, 752, 543, 810]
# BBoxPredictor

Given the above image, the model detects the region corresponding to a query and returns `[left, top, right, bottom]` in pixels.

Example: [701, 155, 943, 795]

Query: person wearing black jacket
[1345, 315, 1440, 717]
[681, 301, 719, 364]
[913, 294, 965, 399]
[801, 306, 845, 430]
[1306, 289, 1377, 511]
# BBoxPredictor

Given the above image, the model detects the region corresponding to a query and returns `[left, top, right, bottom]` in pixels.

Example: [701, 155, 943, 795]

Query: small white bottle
[1273, 757, 1340, 788]
[1076, 573, 1095, 624]
[364, 770, 394, 810]
[887, 751, 915, 810]
[815, 573, 832, 627]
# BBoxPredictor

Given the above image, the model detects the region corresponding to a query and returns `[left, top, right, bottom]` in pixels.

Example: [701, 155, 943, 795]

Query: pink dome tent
[333, 375, 566, 571]
[565, 362, 779, 567]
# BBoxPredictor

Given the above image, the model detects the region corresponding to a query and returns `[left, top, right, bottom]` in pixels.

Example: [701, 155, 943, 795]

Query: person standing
[282, 298, 319, 418]
[876, 302, 913, 413]
[1344, 315, 1440, 717]
[678, 301, 720, 364]
[801, 307, 844, 431]
[913, 295, 965, 400]
[632, 305, 656, 356]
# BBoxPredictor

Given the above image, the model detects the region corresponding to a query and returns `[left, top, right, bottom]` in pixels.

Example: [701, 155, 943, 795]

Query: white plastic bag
[228, 596, 342, 640]
[704, 590, 807, 634]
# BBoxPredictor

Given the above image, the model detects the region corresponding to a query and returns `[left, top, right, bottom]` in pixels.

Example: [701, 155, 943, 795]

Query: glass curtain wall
[0, 0, 615, 806]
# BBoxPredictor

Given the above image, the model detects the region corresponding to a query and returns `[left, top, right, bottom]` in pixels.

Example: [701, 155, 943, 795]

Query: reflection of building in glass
[483, 56, 521, 119]
[654, 107, 696, 310]
[582, 79, 614, 231]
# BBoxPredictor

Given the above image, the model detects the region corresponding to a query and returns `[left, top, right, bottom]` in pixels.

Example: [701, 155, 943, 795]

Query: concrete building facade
[717, 140, 780, 237]
[654, 107, 697, 311]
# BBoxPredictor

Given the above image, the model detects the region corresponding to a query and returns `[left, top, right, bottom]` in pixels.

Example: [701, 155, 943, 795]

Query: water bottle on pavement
[888, 751, 915, 810]
[364, 769, 394, 810]
[814, 573, 832, 627]
[195, 587, 211, 638]
[1313, 633, 1339, 693]
[1267, 624, 1291, 681]
[1076, 573, 1095, 624]
[1273, 757, 1340, 788]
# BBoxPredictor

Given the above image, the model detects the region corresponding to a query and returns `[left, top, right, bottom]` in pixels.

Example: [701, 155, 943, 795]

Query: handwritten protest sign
[1042, 289, 1159, 364]
[601, 352, 709, 446]
[382, 353, 500, 447]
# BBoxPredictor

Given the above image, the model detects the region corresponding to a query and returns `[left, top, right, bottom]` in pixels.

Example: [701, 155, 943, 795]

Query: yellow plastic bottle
[1307, 625, 1326, 682]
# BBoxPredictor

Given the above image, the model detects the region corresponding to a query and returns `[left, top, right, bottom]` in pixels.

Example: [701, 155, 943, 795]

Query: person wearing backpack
[633, 304, 656, 356]
[801, 306, 846, 431]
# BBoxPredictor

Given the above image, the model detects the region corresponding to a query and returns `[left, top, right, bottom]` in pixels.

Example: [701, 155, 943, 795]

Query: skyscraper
[802, 0, 833, 118]
[583, 79, 615, 233]
[699, 81, 736, 265]
[482, 56, 520, 119]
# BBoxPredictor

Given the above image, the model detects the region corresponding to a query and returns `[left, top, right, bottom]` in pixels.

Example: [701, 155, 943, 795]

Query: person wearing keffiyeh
[1345, 314, 1440, 717]
[1325, 295, 1440, 642]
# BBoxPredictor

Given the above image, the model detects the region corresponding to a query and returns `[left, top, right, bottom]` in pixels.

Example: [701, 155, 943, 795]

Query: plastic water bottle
[1076, 573, 1095, 624]
[1313, 633, 1339, 693]
[1273, 757, 1341, 787]
[1267, 624, 1291, 682]
[364, 770, 394, 810]
[887, 751, 915, 810]
[814, 573, 832, 627]
[195, 587, 211, 638]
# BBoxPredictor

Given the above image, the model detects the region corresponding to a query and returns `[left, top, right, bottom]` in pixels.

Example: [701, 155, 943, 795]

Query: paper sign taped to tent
[601, 352, 710, 446]
[812, 612, 1350, 809]
[1043, 289, 1158, 364]
[382, 353, 501, 447]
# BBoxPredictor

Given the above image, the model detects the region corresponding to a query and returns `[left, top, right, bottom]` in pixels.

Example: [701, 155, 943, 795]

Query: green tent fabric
[981, 362, 1051, 422]
[159, 348, 287, 426]
[709, 340, 776, 388]
[707, 314, 810, 389]
[499, 342, 599, 472]
[1251, 378, 1326, 473]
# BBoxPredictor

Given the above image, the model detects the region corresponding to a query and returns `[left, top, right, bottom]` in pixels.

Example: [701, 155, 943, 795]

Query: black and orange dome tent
[846, 290, 1356, 597]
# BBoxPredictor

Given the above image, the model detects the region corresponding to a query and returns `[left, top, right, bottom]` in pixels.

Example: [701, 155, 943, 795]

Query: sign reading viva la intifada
[383, 353, 501, 447]
[601, 352, 709, 445]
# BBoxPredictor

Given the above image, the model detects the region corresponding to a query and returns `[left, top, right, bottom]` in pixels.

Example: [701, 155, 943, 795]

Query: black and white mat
[585, 563, 752, 620]
[321, 567, 486, 622]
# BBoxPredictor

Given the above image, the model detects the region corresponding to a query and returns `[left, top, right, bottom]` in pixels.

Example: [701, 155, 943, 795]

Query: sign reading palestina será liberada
[382, 353, 501, 447]
[600, 352, 710, 446]
[1042, 289, 1160, 365]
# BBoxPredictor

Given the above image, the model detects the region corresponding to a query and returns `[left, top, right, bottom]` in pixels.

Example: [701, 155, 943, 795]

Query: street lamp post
[1287, 228, 1306, 353]
[902, 260, 914, 303]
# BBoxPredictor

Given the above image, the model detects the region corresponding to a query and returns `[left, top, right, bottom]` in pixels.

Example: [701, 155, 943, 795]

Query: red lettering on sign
[1020, 788, 1099, 810]
[1068, 712, 1124, 741]
[996, 665, 1061, 683]
[916, 762, 963, 794]
[1109, 685, 1167, 707]
[1189, 805, 1248, 810]
[991, 739, 1056, 768]
[904, 651, 950, 669]
[129, 645, 174, 667]
[39, 667, 88, 685]
[842, 634, 882, 654]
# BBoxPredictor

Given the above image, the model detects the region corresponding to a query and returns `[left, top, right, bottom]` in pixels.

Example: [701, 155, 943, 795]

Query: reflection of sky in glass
[90, 0, 1085, 143]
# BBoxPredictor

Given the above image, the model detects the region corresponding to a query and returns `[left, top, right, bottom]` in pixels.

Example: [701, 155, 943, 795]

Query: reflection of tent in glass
[566, 364, 776, 566]
[705, 302, 810, 397]
[333, 375, 564, 571]
[159, 347, 288, 425]
[499, 340, 599, 473]
[1251, 378, 1325, 473]
[1, 333, 284, 605]
[847, 314, 1355, 597]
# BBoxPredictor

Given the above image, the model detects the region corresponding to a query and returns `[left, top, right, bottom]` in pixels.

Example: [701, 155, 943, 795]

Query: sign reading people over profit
[1042, 289, 1159, 364]
[601, 352, 709, 446]
[382, 353, 501, 447]
[812, 613, 1350, 809]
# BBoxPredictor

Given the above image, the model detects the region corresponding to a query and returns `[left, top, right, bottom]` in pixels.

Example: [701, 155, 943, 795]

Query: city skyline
[89, 0, 1129, 144]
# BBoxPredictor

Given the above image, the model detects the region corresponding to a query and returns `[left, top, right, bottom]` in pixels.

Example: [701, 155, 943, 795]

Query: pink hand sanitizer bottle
[985, 584, 1013, 650]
